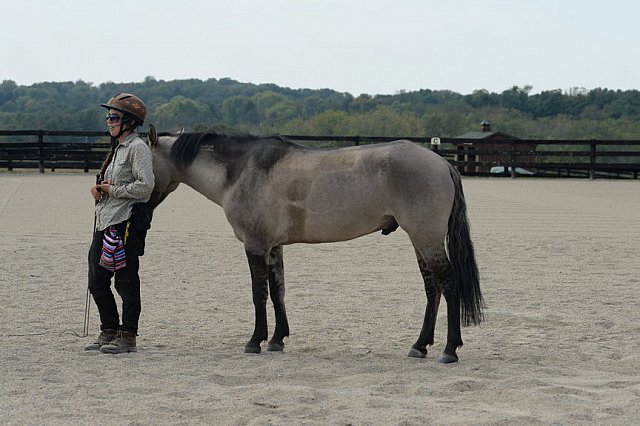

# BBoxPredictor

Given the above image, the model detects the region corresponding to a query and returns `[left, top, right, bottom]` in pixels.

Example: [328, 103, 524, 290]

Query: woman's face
[106, 109, 124, 137]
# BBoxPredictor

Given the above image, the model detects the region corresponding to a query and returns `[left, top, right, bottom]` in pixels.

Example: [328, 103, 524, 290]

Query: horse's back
[383, 139, 452, 181]
[269, 140, 455, 245]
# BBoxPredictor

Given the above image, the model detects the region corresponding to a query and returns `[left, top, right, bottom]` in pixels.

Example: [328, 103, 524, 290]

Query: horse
[146, 127, 484, 363]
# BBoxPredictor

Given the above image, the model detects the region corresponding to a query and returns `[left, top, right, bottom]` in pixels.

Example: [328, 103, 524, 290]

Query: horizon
[2, 76, 632, 98]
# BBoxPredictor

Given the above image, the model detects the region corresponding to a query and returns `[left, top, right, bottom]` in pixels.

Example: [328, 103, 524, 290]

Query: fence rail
[1, 130, 639, 179]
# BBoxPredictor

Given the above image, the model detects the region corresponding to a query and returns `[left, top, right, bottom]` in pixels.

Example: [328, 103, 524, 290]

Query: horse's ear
[178, 127, 185, 135]
[148, 124, 158, 148]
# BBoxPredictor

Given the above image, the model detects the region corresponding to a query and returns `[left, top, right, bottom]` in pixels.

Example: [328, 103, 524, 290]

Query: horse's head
[146, 125, 180, 211]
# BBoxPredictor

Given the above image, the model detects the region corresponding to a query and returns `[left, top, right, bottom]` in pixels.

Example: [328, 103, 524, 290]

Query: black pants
[88, 220, 142, 334]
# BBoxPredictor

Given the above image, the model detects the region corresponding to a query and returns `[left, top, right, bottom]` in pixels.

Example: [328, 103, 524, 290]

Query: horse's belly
[286, 203, 386, 244]
[304, 221, 376, 243]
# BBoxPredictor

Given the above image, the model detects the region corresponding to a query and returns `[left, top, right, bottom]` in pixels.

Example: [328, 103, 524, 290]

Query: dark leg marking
[408, 251, 462, 363]
[408, 251, 443, 358]
[438, 271, 463, 364]
[245, 250, 270, 354]
[267, 246, 289, 352]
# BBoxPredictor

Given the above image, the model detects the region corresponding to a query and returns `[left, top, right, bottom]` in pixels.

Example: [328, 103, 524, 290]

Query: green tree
[300, 95, 326, 118]
[153, 96, 213, 130]
[350, 106, 421, 136]
[500, 85, 532, 111]
[251, 91, 291, 118]
[221, 96, 259, 126]
[0, 80, 18, 106]
[264, 102, 298, 127]
[307, 110, 350, 136]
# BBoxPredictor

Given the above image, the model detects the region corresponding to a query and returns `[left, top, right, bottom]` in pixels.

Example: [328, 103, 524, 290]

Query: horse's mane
[170, 132, 298, 169]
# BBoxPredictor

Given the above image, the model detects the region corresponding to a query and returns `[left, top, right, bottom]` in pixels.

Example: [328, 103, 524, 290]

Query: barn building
[452, 120, 537, 174]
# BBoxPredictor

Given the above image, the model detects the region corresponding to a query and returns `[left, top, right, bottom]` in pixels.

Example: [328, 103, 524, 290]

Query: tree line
[1, 77, 640, 141]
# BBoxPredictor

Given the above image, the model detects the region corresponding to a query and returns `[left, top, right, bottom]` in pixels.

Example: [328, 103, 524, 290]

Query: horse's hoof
[267, 340, 284, 352]
[437, 353, 458, 364]
[407, 347, 427, 358]
[244, 342, 262, 354]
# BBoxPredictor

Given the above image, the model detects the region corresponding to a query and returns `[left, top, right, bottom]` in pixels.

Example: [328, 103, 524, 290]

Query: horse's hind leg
[267, 246, 290, 351]
[408, 248, 443, 359]
[244, 250, 270, 354]
[439, 264, 463, 364]
[412, 249, 464, 364]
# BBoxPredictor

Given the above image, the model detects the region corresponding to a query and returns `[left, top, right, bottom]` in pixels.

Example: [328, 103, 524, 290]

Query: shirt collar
[119, 132, 139, 147]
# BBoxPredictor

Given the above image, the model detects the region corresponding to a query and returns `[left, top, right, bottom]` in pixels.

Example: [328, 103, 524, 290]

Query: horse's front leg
[267, 246, 289, 352]
[244, 250, 269, 353]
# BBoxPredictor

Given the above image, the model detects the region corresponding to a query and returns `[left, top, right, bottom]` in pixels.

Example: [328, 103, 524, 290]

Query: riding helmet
[100, 93, 146, 127]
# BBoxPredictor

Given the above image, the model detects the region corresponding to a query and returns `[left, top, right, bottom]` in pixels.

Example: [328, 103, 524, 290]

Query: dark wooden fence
[439, 137, 640, 179]
[1, 130, 639, 179]
[0, 130, 110, 173]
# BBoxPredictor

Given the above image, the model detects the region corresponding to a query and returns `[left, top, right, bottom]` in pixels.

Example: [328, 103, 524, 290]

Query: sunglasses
[105, 114, 122, 123]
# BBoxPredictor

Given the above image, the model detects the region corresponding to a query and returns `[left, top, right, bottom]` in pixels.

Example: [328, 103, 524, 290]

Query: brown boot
[99, 330, 137, 354]
[84, 329, 117, 351]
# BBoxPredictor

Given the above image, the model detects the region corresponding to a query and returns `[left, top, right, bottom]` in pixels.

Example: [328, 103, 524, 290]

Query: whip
[83, 172, 103, 337]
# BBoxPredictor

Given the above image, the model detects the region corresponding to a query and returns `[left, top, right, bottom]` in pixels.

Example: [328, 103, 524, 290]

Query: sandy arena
[0, 173, 639, 424]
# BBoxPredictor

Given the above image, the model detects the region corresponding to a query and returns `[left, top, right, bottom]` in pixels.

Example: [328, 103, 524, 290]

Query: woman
[85, 93, 154, 354]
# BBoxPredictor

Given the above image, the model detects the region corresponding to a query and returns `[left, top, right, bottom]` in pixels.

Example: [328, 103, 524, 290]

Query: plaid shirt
[95, 133, 155, 231]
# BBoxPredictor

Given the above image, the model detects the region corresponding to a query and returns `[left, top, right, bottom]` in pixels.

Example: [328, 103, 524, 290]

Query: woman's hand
[90, 185, 103, 201]
[98, 179, 112, 195]
[91, 179, 112, 201]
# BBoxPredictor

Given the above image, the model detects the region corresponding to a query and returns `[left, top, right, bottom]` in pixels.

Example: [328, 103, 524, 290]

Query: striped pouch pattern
[99, 226, 127, 272]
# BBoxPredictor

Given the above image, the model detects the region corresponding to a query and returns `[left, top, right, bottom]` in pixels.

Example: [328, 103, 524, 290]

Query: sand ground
[0, 172, 639, 425]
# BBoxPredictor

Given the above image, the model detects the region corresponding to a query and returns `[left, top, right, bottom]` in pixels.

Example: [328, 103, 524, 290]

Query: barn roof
[455, 131, 516, 140]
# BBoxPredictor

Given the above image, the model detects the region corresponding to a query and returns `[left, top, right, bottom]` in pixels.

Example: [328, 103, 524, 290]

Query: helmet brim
[100, 104, 143, 124]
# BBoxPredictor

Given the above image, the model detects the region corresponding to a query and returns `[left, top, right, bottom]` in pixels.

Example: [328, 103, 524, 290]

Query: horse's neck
[181, 166, 227, 206]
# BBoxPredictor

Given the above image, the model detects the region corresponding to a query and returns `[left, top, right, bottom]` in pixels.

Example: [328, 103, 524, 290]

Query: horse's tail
[446, 165, 484, 326]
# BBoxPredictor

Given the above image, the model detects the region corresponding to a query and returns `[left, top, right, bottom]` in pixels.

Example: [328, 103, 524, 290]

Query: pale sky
[2, 0, 639, 96]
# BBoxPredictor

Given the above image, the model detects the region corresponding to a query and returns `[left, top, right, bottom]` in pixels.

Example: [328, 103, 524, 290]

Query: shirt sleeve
[109, 142, 155, 200]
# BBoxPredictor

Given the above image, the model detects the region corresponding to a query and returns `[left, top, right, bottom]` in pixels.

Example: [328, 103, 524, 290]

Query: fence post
[589, 141, 597, 180]
[510, 141, 516, 179]
[38, 131, 45, 174]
